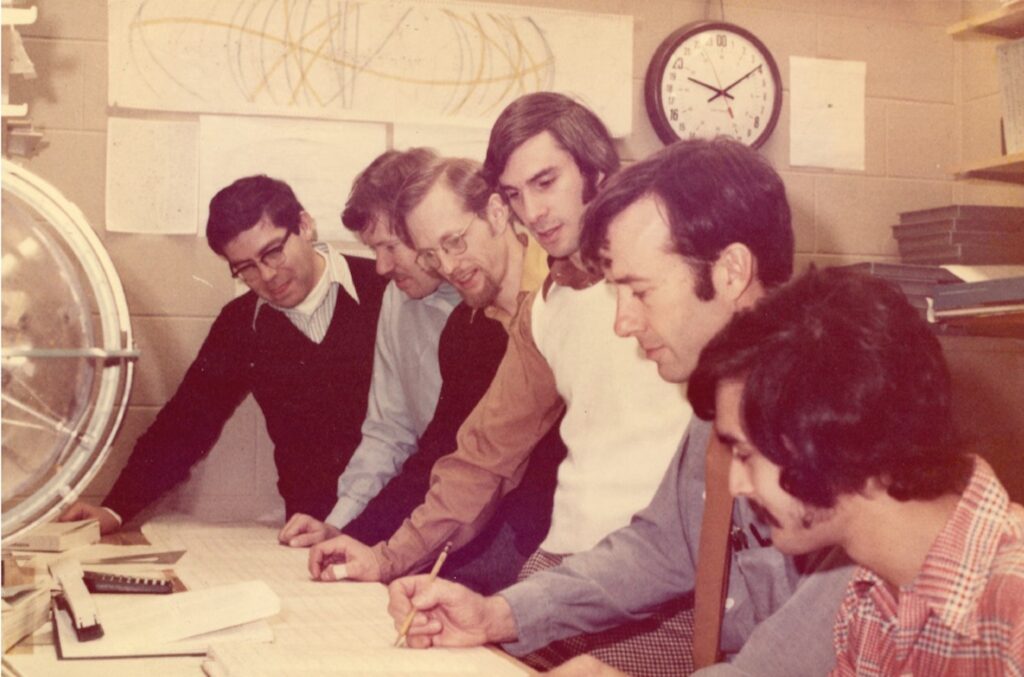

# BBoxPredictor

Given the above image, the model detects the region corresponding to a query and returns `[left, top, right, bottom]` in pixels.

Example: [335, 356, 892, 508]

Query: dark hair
[207, 175, 303, 256]
[342, 148, 439, 234]
[392, 156, 491, 245]
[579, 137, 793, 300]
[687, 267, 970, 508]
[483, 92, 619, 201]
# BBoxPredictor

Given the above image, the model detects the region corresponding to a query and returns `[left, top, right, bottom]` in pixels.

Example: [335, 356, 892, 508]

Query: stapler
[48, 558, 103, 642]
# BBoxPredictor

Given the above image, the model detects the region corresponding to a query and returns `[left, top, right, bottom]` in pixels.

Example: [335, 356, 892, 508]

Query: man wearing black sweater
[60, 175, 386, 533]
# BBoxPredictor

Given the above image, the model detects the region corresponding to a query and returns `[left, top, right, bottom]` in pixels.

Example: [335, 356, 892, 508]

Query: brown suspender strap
[691, 430, 735, 668]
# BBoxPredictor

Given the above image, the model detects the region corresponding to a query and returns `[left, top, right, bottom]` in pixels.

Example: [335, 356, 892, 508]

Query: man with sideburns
[689, 266, 1024, 675]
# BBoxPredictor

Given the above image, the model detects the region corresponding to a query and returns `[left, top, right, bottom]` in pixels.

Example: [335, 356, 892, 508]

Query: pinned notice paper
[790, 56, 866, 171]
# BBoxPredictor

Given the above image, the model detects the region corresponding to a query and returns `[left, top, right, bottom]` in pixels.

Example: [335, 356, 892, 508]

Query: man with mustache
[689, 266, 1024, 675]
[386, 139, 854, 676]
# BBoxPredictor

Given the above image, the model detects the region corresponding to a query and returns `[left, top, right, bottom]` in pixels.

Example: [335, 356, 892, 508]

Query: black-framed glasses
[414, 216, 479, 271]
[229, 230, 292, 282]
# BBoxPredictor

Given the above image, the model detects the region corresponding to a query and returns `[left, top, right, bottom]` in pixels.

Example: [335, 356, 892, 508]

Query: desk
[4, 517, 531, 676]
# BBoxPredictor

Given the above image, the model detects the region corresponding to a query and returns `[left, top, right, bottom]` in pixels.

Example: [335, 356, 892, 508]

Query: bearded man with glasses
[60, 175, 386, 534]
[306, 154, 568, 594]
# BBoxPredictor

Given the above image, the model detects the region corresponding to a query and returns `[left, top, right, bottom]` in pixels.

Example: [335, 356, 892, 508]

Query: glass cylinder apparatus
[1, 160, 137, 545]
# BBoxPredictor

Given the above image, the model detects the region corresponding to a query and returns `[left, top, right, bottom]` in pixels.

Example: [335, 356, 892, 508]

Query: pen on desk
[394, 542, 452, 648]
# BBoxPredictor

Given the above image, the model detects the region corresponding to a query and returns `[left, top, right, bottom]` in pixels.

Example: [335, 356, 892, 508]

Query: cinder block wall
[10, 0, 1023, 522]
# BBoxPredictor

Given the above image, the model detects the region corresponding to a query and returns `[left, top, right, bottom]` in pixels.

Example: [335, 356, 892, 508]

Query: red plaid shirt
[832, 457, 1024, 676]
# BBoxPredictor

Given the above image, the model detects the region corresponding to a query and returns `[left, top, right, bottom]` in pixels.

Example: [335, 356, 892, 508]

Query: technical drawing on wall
[108, 0, 633, 134]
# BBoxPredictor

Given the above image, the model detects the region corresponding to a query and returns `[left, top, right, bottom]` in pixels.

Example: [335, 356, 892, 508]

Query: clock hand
[687, 77, 734, 100]
[708, 65, 763, 102]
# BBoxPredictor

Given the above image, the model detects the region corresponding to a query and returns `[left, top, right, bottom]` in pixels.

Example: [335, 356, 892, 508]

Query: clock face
[645, 22, 782, 148]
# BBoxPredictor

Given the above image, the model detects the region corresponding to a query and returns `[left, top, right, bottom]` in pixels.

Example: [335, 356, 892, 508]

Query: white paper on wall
[392, 123, 491, 162]
[996, 39, 1024, 155]
[789, 56, 866, 171]
[108, 0, 633, 137]
[198, 116, 387, 242]
[106, 117, 200, 234]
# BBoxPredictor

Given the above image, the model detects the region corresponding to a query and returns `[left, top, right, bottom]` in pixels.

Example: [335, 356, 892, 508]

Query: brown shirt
[371, 256, 598, 579]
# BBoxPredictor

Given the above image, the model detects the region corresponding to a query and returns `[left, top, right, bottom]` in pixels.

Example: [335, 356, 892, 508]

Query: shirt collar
[253, 242, 359, 321]
[851, 456, 1010, 640]
[482, 233, 549, 329]
[542, 254, 603, 299]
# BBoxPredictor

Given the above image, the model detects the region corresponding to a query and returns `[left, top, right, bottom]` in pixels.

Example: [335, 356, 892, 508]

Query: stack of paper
[6, 520, 100, 552]
[53, 580, 278, 659]
[2, 585, 51, 651]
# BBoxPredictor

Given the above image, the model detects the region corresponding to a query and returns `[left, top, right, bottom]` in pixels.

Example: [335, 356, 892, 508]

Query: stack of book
[843, 262, 962, 319]
[928, 275, 1024, 338]
[892, 205, 1024, 265]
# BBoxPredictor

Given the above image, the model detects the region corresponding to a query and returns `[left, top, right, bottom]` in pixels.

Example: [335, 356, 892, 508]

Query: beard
[460, 271, 500, 309]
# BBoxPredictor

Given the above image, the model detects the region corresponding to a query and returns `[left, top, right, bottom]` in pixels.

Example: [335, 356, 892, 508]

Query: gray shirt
[501, 419, 854, 676]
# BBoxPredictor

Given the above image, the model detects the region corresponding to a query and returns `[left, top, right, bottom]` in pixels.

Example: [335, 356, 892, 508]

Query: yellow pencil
[394, 542, 452, 647]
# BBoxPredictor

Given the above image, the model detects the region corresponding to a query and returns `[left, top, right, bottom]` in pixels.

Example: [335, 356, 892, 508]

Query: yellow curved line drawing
[132, 15, 553, 89]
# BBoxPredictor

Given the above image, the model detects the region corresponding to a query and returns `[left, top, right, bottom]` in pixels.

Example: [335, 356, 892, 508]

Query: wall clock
[644, 21, 782, 149]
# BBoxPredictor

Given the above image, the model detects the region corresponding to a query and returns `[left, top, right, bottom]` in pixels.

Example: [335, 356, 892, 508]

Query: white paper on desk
[204, 643, 528, 676]
[106, 117, 200, 234]
[54, 580, 278, 658]
[139, 519, 531, 675]
[790, 56, 866, 171]
[5, 652, 205, 677]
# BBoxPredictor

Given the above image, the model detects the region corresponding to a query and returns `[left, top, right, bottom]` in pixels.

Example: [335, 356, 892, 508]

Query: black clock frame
[644, 21, 783, 149]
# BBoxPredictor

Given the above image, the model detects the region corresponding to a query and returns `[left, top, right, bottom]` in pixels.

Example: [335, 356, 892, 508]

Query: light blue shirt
[502, 419, 854, 675]
[325, 280, 461, 529]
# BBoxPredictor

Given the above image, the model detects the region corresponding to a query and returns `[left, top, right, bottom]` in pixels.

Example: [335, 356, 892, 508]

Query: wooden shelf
[953, 152, 1024, 183]
[949, 1, 1024, 39]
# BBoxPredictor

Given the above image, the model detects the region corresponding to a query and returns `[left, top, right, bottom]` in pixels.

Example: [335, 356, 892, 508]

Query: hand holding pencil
[386, 547, 520, 649]
[394, 542, 452, 646]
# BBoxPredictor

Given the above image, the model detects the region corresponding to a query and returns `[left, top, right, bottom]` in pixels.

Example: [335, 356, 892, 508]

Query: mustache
[748, 499, 782, 529]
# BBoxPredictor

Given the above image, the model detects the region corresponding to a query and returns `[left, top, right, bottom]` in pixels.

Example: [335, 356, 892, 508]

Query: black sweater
[104, 254, 386, 524]
[344, 303, 566, 576]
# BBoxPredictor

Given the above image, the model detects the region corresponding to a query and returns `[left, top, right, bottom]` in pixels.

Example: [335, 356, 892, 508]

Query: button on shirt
[831, 456, 1024, 676]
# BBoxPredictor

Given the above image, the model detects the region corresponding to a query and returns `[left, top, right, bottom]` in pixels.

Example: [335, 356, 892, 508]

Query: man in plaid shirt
[688, 266, 1024, 676]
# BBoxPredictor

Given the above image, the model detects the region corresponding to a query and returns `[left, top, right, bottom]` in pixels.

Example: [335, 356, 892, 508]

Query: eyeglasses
[229, 230, 292, 282]
[414, 215, 479, 271]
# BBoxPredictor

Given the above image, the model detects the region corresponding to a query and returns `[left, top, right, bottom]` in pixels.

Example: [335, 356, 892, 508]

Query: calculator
[81, 570, 173, 594]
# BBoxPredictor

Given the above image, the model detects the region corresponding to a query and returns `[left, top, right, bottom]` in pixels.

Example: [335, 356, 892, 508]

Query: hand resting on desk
[308, 534, 381, 582]
[386, 575, 516, 649]
[278, 513, 340, 547]
[58, 501, 121, 535]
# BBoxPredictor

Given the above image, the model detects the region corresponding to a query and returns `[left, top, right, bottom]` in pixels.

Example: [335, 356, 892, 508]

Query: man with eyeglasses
[305, 153, 567, 593]
[60, 175, 386, 533]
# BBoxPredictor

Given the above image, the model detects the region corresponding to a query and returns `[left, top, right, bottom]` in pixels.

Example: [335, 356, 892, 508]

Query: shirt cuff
[103, 507, 124, 526]
[324, 497, 365, 530]
[497, 579, 552, 656]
